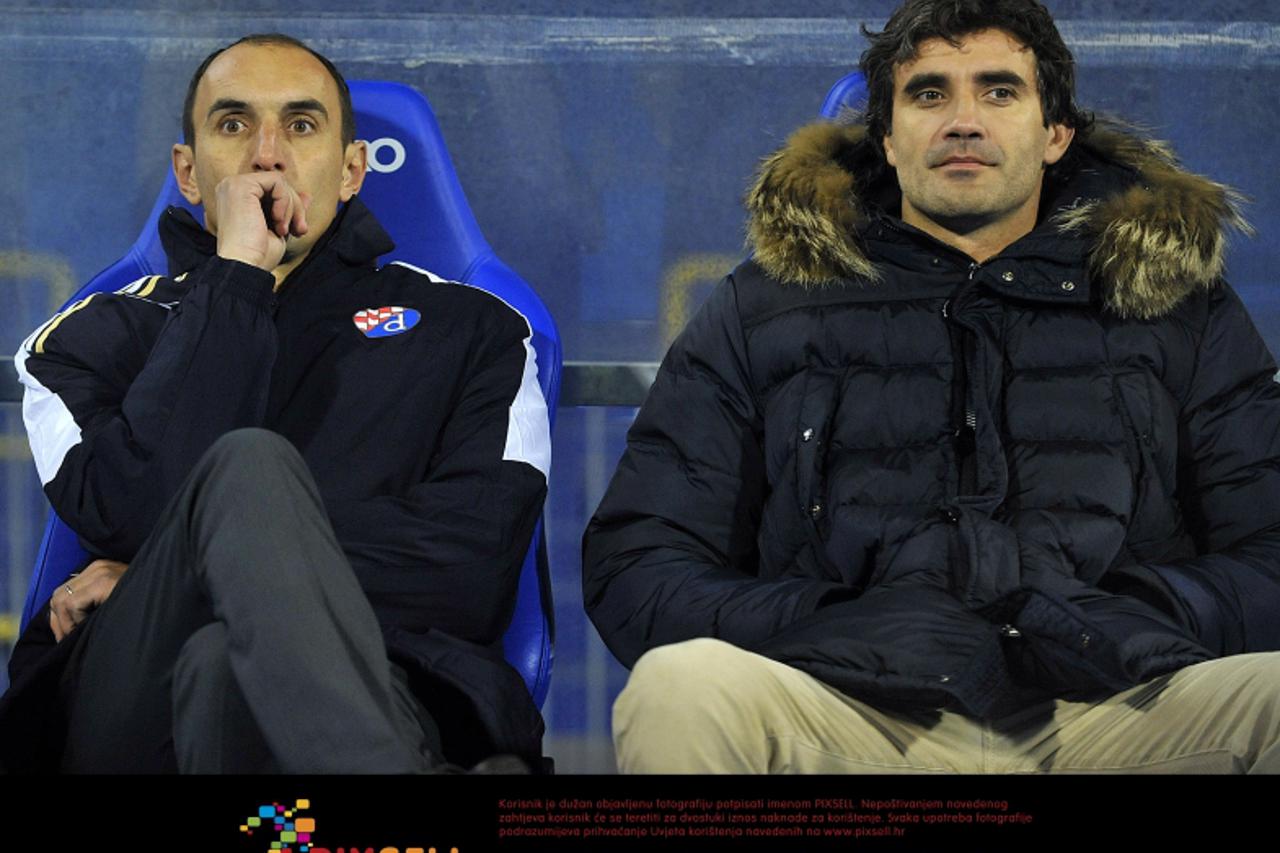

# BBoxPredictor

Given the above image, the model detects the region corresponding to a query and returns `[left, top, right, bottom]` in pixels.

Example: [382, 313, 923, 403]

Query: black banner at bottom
[2, 772, 1258, 851]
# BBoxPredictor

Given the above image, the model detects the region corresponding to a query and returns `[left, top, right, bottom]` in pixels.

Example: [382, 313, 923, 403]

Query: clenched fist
[213, 172, 313, 272]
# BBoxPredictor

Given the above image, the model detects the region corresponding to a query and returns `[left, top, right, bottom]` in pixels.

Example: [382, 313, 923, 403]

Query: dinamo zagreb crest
[352, 306, 421, 338]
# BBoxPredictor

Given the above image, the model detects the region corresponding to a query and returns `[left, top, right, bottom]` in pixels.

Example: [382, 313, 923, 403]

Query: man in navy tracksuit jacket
[0, 34, 549, 773]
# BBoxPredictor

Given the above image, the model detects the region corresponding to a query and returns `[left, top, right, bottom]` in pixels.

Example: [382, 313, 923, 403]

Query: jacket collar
[745, 121, 1249, 319]
[159, 195, 396, 282]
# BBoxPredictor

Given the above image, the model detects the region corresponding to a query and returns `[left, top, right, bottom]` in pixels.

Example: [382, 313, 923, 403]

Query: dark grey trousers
[60, 428, 439, 773]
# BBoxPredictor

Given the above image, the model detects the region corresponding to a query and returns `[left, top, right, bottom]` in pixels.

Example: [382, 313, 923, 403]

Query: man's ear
[883, 133, 898, 168]
[340, 140, 368, 202]
[1043, 122, 1075, 166]
[172, 144, 202, 205]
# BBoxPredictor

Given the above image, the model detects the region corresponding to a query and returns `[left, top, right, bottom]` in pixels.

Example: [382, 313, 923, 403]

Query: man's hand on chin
[50, 559, 128, 642]
[213, 172, 312, 272]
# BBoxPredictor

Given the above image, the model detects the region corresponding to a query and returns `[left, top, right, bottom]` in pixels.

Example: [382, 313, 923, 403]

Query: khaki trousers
[613, 638, 1280, 773]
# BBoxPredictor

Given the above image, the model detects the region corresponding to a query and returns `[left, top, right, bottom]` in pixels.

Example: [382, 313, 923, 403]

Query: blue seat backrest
[20, 80, 560, 707]
[819, 70, 869, 120]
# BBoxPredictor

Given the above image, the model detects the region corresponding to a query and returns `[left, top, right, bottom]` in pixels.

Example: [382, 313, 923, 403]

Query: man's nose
[943, 95, 986, 140]
[251, 124, 286, 171]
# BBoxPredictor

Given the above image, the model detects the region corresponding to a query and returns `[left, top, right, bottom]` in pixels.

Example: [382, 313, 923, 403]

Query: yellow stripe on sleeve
[34, 294, 99, 354]
[136, 275, 161, 298]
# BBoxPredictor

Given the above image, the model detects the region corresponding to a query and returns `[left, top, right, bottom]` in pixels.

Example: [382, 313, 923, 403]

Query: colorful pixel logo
[239, 799, 316, 853]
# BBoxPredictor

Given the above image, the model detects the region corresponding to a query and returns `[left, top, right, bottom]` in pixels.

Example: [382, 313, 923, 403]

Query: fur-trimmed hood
[745, 122, 1249, 318]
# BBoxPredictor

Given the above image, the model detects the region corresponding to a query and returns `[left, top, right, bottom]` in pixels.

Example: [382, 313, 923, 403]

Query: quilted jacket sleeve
[583, 276, 852, 669]
[16, 258, 277, 560]
[1107, 283, 1280, 655]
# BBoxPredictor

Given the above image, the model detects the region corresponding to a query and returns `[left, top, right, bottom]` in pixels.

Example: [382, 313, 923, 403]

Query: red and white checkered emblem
[353, 305, 421, 338]
[353, 306, 403, 332]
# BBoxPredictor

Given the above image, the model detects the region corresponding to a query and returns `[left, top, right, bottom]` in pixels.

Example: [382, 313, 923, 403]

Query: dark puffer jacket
[583, 122, 1280, 718]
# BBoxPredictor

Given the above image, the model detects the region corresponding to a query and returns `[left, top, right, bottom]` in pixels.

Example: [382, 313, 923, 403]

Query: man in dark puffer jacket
[584, 0, 1280, 773]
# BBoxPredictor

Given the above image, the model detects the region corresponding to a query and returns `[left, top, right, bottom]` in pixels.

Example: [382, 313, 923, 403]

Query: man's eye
[290, 118, 316, 134]
[219, 118, 246, 133]
[989, 87, 1016, 100]
[915, 90, 944, 103]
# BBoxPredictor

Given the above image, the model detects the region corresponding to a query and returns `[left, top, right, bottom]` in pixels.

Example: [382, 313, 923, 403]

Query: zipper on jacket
[945, 289, 979, 496]
[957, 411, 978, 494]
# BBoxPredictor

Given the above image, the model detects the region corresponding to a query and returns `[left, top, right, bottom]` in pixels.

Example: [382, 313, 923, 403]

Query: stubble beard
[901, 168, 1041, 239]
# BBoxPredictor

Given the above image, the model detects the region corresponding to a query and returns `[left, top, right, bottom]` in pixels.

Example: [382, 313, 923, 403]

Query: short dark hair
[181, 33, 356, 149]
[860, 0, 1092, 145]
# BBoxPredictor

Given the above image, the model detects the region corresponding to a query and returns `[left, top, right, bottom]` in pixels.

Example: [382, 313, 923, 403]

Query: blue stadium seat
[820, 70, 869, 119]
[19, 80, 561, 708]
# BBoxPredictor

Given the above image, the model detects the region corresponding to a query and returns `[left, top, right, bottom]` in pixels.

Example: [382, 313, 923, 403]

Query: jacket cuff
[1147, 564, 1229, 655]
[199, 256, 277, 309]
[717, 581, 853, 650]
[1102, 563, 1222, 654]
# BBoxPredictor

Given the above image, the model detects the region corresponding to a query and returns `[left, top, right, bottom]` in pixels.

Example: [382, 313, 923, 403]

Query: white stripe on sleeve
[14, 339, 83, 486]
[390, 260, 551, 478]
[503, 331, 551, 478]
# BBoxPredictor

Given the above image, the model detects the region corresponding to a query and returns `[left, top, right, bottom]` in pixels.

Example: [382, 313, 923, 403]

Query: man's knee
[200, 428, 303, 478]
[614, 638, 783, 738]
[613, 639, 775, 772]
[185, 428, 317, 513]
[1182, 652, 1280, 737]
[622, 638, 751, 703]
[1150, 653, 1280, 774]
[1050, 652, 1280, 773]
[1171, 652, 1280, 707]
